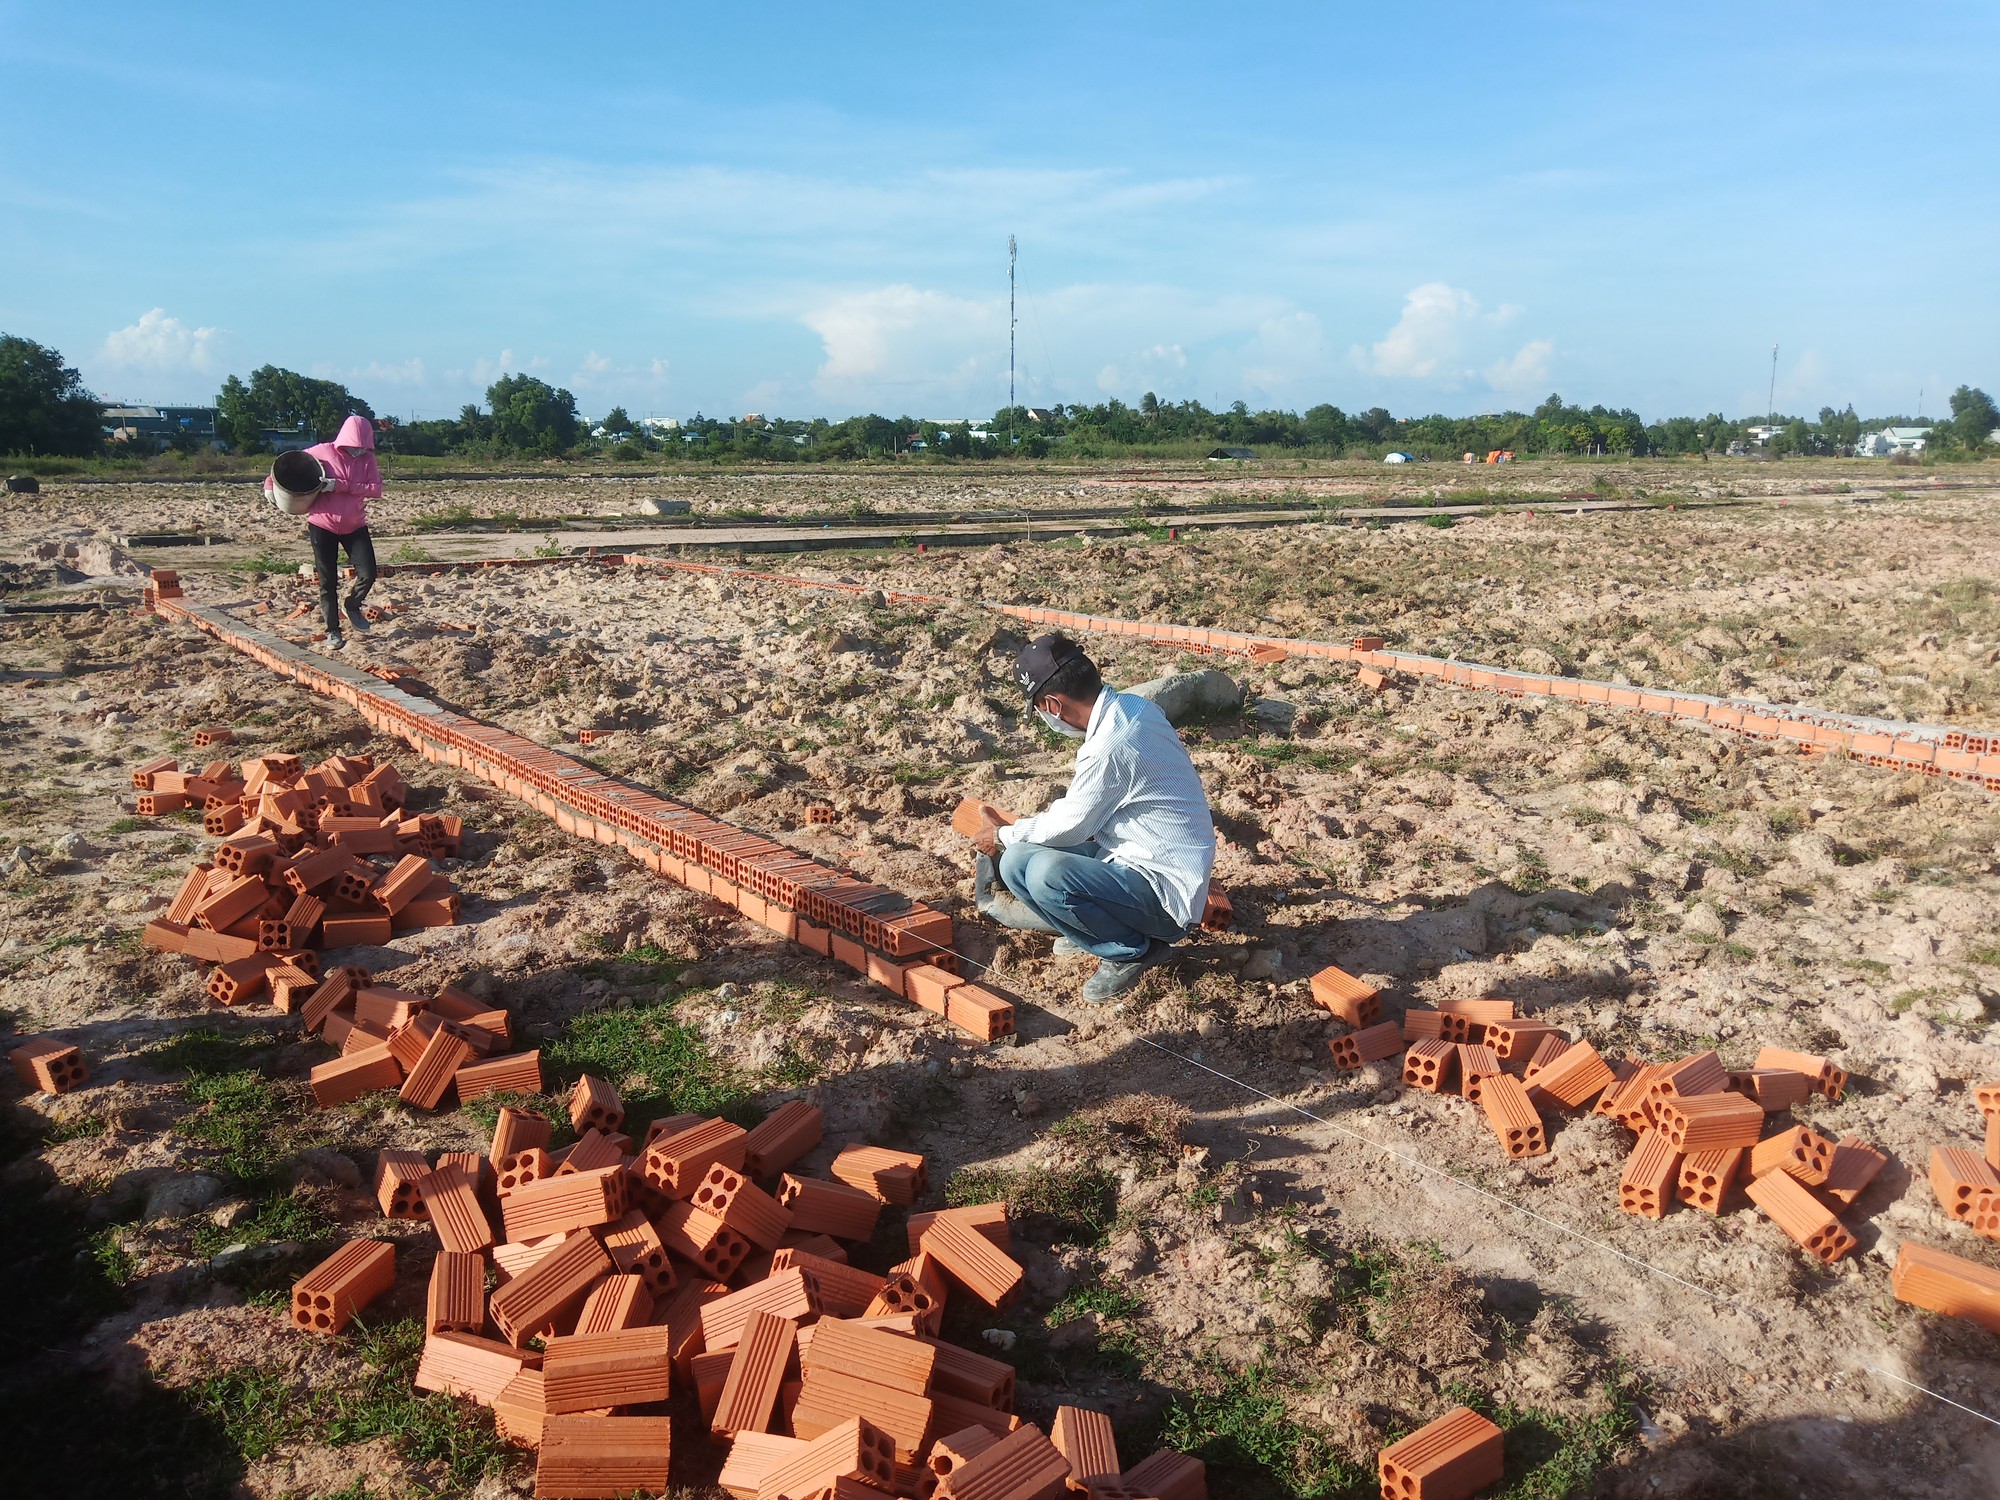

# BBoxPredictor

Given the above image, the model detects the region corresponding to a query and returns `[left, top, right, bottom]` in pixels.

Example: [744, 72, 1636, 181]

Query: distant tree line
[3, 330, 1996, 463]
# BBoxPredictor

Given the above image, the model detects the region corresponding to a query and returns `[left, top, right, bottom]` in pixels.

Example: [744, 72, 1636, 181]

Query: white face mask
[1038, 706, 1087, 739]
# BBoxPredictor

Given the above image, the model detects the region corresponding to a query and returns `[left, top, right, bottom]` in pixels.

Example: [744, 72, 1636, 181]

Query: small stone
[1239, 949, 1282, 982]
[1013, 1088, 1043, 1118]
[144, 1172, 227, 1221]
[209, 1200, 255, 1229]
[948, 1057, 974, 1079]
[288, 1147, 362, 1190]
[980, 1328, 1017, 1351]
[1195, 1014, 1219, 1037]
[714, 983, 741, 1002]
[1047, 1311, 1102, 1351]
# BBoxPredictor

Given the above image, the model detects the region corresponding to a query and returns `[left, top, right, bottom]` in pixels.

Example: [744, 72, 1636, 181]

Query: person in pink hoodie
[301, 414, 381, 648]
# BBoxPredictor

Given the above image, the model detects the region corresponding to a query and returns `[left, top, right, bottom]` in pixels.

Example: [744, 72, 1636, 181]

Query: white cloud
[1239, 312, 1327, 393]
[1359, 282, 1481, 379]
[1484, 339, 1554, 392]
[100, 308, 219, 374]
[802, 285, 1004, 401]
[1096, 343, 1188, 395]
[314, 357, 428, 388]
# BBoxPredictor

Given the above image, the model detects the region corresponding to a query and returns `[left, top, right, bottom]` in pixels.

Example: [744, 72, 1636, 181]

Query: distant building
[103, 404, 221, 449]
[1207, 446, 1255, 460]
[1854, 427, 1930, 456]
[1745, 425, 1783, 446]
[1022, 408, 1057, 424]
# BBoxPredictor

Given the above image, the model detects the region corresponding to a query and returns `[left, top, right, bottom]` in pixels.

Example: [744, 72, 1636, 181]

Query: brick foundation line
[586, 553, 2000, 797]
[145, 584, 1010, 1044]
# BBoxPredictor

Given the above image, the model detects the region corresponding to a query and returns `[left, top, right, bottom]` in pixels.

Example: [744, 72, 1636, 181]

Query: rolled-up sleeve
[998, 742, 1127, 851]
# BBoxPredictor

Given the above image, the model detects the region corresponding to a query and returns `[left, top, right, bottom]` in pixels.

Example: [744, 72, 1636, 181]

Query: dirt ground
[2, 462, 1998, 1499]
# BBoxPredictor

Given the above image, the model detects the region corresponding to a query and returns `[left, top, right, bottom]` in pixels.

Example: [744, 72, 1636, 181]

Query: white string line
[911, 932, 2000, 1430]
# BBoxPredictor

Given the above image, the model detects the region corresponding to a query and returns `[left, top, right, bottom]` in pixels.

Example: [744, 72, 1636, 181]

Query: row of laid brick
[146, 582, 1015, 1044]
[588, 555, 2000, 797]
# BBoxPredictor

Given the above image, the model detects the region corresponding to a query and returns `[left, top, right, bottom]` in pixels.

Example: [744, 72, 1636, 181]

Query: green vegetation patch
[1161, 1363, 1372, 1499]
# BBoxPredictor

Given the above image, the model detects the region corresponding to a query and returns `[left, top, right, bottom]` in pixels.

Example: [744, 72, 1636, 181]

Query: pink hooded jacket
[304, 415, 381, 534]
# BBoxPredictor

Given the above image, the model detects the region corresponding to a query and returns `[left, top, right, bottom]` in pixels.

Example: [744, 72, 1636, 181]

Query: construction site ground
[3, 458, 1998, 1500]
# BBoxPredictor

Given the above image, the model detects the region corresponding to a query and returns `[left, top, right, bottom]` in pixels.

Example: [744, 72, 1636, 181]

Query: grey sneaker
[974, 852, 1059, 935]
[1051, 937, 1085, 958]
[344, 598, 371, 633]
[1081, 939, 1174, 1002]
[325, 632, 346, 652]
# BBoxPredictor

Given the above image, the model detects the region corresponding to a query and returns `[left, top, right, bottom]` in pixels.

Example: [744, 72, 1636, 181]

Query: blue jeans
[997, 839, 1185, 961]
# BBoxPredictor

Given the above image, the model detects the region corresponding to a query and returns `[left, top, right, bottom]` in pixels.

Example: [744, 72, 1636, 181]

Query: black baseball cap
[1013, 632, 1087, 701]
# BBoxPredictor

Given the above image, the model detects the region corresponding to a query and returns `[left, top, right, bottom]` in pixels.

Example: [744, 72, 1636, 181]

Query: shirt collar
[1083, 686, 1114, 741]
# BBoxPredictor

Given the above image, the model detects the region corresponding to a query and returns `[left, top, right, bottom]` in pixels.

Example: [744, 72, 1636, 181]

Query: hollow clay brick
[353, 986, 427, 1030]
[1378, 1406, 1504, 1500]
[1977, 1081, 2000, 1121]
[1598, 1062, 1666, 1127]
[10, 1038, 87, 1095]
[1329, 1021, 1405, 1070]
[556, 1128, 629, 1178]
[1654, 1093, 1764, 1153]
[906, 1204, 1009, 1258]
[575, 1273, 654, 1334]
[1477, 1073, 1546, 1159]
[455, 1049, 544, 1101]
[1401, 1008, 1444, 1042]
[944, 984, 1016, 1042]
[1436, 997, 1515, 1045]
[1402, 1037, 1455, 1094]
[1678, 1148, 1747, 1214]
[321, 912, 393, 946]
[399, 1025, 473, 1110]
[1308, 967, 1380, 1027]
[866, 1271, 944, 1336]
[933, 1422, 1070, 1500]
[1619, 1132, 1682, 1219]
[371, 853, 432, 916]
[803, 1316, 936, 1396]
[428, 1249, 487, 1334]
[493, 1233, 568, 1285]
[951, 799, 1017, 839]
[832, 1145, 928, 1205]
[1969, 1189, 2000, 1242]
[658, 1199, 756, 1281]
[756, 1416, 898, 1500]
[904, 962, 965, 1017]
[490, 1230, 613, 1345]
[918, 1336, 1016, 1412]
[1989, 1115, 2000, 1172]
[713, 1307, 799, 1438]
[774, 1249, 886, 1318]
[374, 1148, 433, 1218]
[1744, 1167, 1857, 1264]
[690, 1162, 793, 1246]
[1482, 1019, 1560, 1065]
[918, 1212, 1023, 1309]
[1890, 1242, 2000, 1334]
[1522, 1039, 1615, 1110]
[534, 1414, 672, 1500]
[292, 1238, 395, 1334]
[1752, 1046, 1848, 1101]
[702, 1268, 821, 1351]
[931, 1424, 1003, 1482]
[1749, 1124, 1836, 1187]
[745, 1100, 824, 1179]
[416, 1161, 495, 1253]
[791, 1372, 935, 1466]
[132, 755, 177, 790]
[644, 1116, 750, 1196]
[500, 1163, 629, 1242]
[1817, 1135, 1889, 1209]
[1929, 1147, 2000, 1222]
[601, 1208, 679, 1295]
[1051, 1405, 1120, 1485]
[497, 1147, 554, 1197]
[568, 1073, 625, 1134]
[1724, 1068, 1813, 1113]
[311, 1042, 402, 1107]
[541, 1325, 675, 1413]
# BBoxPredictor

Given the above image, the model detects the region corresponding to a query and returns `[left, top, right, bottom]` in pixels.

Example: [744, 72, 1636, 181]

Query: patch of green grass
[324, 1318, 513, 1487]
[189, 1191, 336, 1258]
[185, 1370, 302, 1461]
[1767, 807, 1807, 837]
[91, 1226, 138, 1286]
[179, 1070, 297, 1182]
[945, 1160, 1118, 1246]
[1161, 1364, 1373, 1499]
[1239, 741, 1356, 772]
[1047, 1280, 1143, 1325]
[546, 1001, 751, 1119]
[223, 548, 296, 575]
[145, 1026, 275, 1076]
[1422, 514, 1457, 529]
[1968, 945, 2000, 968]
[106, 815, 147, 835]
[1696, 844, 1764, 879]
[46, 1113, 109, 1143]
[1446, 1376, 1641, 1498]
[1844, 958, 1893, 977]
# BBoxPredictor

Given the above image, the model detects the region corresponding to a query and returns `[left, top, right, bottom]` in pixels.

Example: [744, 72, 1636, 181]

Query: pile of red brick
[290, 1088, 1210, 1500]
[295, 968, 542, 1112]
[135, 750, 464, 1008]
[1892, 1082, 2000, 1334]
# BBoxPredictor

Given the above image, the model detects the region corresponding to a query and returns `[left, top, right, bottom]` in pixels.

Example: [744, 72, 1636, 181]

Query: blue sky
[5, 3, 1994, 423]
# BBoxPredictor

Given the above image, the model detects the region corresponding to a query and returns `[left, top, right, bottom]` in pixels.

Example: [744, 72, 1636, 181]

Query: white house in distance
[1855, 426, 1931, 457]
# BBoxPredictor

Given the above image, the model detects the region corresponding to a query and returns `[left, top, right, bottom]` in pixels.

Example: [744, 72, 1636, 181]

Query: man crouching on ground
[967, 632, 1217, 1002]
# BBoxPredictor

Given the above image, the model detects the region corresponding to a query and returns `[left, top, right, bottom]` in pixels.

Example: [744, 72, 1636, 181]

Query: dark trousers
[307, 524, 377, 631]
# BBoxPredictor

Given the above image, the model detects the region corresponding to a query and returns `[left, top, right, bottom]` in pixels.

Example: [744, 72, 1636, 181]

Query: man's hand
[951, 796, 1016, 855]
[970, 818, 1002, 857]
